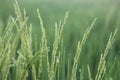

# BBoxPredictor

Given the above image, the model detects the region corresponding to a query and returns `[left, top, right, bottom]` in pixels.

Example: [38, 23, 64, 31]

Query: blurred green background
[0, 0, 120, 79]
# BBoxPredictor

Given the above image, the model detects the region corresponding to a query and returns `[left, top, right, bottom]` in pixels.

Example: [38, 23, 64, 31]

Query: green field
[0, 0, 120, 80]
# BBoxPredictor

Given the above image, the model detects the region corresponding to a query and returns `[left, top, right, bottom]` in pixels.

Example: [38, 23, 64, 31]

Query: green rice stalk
[87, 65, 93, 80]
[71, 18, 96, 80]
[37, 9, 49, 80]
[14, 1, 37, 80]
[58, 40, 65, 80]
[50, 11, 69, 80]
[95, 28, 118, 80]
[0, 17, 16, 80]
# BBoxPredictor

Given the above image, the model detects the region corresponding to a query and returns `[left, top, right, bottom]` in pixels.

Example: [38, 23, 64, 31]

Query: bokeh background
[0, 0, 120, 79]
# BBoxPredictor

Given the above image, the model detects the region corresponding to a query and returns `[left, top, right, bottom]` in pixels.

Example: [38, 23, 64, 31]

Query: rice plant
[0, 0, 119, 80]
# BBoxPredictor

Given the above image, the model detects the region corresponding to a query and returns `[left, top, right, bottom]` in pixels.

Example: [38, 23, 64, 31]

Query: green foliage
[0, 0, 119, 80]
